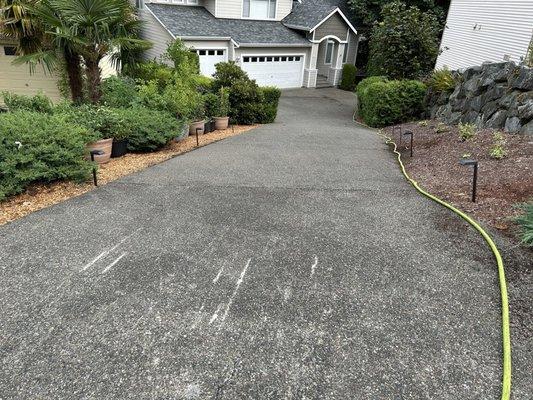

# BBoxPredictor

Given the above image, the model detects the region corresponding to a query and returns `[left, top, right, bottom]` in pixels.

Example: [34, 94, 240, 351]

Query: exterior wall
[203, 0, 216, 15]
[0, 42, 62, 103]
[313, 12, 349, 42]
[345, 31, 359, 65]
[316, 40, 332, 76]
[138, 6, 175, 62]
[216, 0, 292, 21]
[436, 0, 533, 70]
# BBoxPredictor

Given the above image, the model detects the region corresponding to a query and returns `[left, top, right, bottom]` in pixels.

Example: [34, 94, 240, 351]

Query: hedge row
[356, 77, 426, 127]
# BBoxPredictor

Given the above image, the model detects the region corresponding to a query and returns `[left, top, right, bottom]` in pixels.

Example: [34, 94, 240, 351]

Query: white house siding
[139, 6, 175, 63]
[436, 0, 533, 70]
[216, 0, 292, 21]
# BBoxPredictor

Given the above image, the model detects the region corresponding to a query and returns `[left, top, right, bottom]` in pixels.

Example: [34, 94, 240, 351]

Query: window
[217, 50, 224, 56]
[324, 40, 334, 64]
[243, 0, 276, 19]
[208, 50, 215, 55]
[3, 46, 16, 56]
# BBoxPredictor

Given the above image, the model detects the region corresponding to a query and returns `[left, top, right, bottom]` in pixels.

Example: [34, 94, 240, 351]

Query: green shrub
[57, 104, 122, 140]
[114, 107, 185, 152]
[1, 91, 54, 113]
[458, 123, 476, 141]
[123, 60, 174, 89]
[100, 76, 139, 108]
[229, 78, 263, 125]
[191, 75, 213, 94]
[212, 62, 250, 91]
[427, 68, 457, 92]
[356, 76, 388, 97]
[367, 1, 440, 79]
[339, 64, 358, 91]
[515, 202, 533, 246]
[358, 79, 426, 127]
[257, 86, 281, 123]
[0, 112, 95, 200]
[489, 132, 506, 159]
[215, 87, 230, 117]
[203, 92, 219, 118]
[165, 39, 200, 76]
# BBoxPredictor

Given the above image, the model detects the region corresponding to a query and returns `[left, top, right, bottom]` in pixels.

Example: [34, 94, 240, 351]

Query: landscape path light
[90, 150, 105, 186]
[459, 159, 478, 203]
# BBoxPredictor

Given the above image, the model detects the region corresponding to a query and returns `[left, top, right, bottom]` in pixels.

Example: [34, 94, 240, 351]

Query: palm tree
[0, 0, 84, 103]
[31, 0, 151, 103]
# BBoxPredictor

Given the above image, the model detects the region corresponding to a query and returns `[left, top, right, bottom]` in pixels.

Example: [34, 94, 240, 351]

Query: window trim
[3, 46, 16, 56]
[342, 35, 349, 64]
[242, 0, 277, 20]
[324, 40, 334, 65]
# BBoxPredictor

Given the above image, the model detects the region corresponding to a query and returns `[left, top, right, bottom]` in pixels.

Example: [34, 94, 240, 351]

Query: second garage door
[241, 55, 304, 89]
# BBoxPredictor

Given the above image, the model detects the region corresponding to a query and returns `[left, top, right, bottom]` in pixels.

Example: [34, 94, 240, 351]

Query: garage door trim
[240, 52, 306, 88]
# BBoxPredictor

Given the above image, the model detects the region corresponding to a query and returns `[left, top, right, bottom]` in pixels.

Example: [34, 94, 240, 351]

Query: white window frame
[324, 40, 334, 65]
[342, 35, 349, 64]
[242, 0, 277, 20]
[239, 52, 306, 88]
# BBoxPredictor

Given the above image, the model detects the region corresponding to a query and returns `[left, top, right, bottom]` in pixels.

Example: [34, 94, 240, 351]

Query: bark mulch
[382, 120, 533, 239]
[0, 125, 257, 226]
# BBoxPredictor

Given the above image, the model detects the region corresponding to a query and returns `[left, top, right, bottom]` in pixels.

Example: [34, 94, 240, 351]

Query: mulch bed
[382, 121, 533, 240]
[0, 125, 257, 226]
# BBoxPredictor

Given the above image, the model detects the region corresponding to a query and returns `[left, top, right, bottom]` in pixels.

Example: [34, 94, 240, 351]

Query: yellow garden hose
[370, 127, 512, 400]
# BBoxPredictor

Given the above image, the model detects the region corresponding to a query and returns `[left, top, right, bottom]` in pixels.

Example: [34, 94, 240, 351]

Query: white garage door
[241, 55, 304, 88]
[192, 49, 226, 77]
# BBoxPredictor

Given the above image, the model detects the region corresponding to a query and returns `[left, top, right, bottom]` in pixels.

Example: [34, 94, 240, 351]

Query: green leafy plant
[165, 39, 200, 76]
[367, 1, 440, 79]
[458, 123, 476, 141]
[215, 87, 230, 117]
[257, 86, 281, 123]
[339, 64, 357, 91]
[203, 92, 219, 118]
[357, 78, 427, 127]
[435, 122, 448, 133]
[515, 202, 533, 246]
[100, 76, 139, 108]
[1, 91, 53, 113]
[427, 68, 457, 92]
[57, 104, 122, 140]
[418, 120, 428, 127]
[212, 61, 250, 91]
[0, 111, 95, 200]
[123, 60, 175, 89]
[489, 132, 507, 159]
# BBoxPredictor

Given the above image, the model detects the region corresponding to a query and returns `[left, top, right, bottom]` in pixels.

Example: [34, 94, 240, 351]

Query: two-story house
[136, 0, 361, 88]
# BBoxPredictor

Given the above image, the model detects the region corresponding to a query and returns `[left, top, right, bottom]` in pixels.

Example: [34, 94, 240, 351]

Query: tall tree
[367, 1, 440, 79]
[0, 0, 84, 102]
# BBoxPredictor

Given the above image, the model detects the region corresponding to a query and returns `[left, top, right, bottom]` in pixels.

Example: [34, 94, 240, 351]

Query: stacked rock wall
[426, 62, 533, 134]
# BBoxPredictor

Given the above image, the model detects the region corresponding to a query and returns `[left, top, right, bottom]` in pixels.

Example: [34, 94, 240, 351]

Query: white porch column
[328, 43, 345, 86]
[304, 43, 319, 88]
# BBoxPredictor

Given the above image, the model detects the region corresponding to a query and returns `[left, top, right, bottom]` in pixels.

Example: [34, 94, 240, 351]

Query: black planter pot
[205, 119, 215, 133]
[111, 138, 128, 158]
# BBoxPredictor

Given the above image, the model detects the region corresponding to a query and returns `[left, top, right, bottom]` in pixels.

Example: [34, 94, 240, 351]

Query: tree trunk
[85, 58, 102, 104]
[64, 49, 84, 104]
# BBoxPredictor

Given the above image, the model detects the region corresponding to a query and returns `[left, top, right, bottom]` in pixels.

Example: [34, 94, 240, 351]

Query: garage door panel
[241, 55, 303, 89]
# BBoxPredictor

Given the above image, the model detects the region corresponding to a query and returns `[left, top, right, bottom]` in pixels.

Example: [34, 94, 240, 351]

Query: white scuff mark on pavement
[221, 258, 252, 322]
[209, 303, 223, 324]
[80, 229, 140, 272]
[191, 303, 205, 329]
[310, 255, 318, 278]
[213, 265, 225, 284]
[283, 287, 292, 302]
[101, 252, 127, 274]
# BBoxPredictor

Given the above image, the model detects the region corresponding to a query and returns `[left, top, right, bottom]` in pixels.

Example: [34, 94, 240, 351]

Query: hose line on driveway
[353, 117, 512, 400]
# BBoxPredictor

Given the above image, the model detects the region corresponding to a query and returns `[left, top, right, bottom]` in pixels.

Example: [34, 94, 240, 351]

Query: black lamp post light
[402, 131, 414, 157]
[459, 159, 478, 203]
[196, 127, 202, 147]
[90, 150, 104, 186]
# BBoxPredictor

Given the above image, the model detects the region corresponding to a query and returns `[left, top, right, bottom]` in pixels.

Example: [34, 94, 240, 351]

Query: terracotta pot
[87, 138, 113, 164]
[214, 116, 229, 130]
[189, 120, 205, 136]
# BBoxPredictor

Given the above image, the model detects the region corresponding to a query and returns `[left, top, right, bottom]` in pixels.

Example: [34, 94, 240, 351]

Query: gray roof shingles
[282, 0, 360, 31]
[147, 4, 310, 46]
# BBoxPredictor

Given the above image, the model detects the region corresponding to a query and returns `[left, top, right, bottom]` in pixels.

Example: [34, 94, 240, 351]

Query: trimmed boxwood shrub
[357, 78, 426, 127]
[258, 86, 281, 123]
[339, 64, 357, 91]
[0, 112, 95, 200]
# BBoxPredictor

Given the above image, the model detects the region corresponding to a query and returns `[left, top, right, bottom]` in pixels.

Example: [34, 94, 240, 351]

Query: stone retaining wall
[426, 62, 533, 135]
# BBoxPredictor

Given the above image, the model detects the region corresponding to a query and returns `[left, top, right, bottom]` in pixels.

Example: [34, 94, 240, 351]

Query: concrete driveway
[0, 89, 510, 398]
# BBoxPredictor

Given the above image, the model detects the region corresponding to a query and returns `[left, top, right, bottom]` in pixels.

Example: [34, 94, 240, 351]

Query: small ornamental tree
[367, 1, 440, 80]
[347, 0, 446, 26]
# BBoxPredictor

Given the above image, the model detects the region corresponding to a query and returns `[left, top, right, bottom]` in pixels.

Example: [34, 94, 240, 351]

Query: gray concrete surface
[0, 89, 525, 399]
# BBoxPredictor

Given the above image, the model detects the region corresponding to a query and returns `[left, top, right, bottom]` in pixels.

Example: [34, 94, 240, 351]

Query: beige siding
[203, 0, 216, 15]
[0, 43, 61, 103]
[313, 12, 349, 42]
[275, 0, 292, 20]
[345, 32, 359, 65]
[436, 0, 533, 70]
[316, 41, 329, 76]
[139, 6, 175, 62]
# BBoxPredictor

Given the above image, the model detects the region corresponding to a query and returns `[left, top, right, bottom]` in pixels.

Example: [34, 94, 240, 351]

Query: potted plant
[111, 120, 129, 158]
[87, 135, 113, 163]
[188, 100, 206, 136]
[83, 106, 117, 163]
[213, 87, 230, 130]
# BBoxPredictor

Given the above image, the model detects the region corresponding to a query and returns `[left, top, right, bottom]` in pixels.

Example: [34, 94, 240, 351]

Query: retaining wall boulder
[426, 62, 533, 134]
